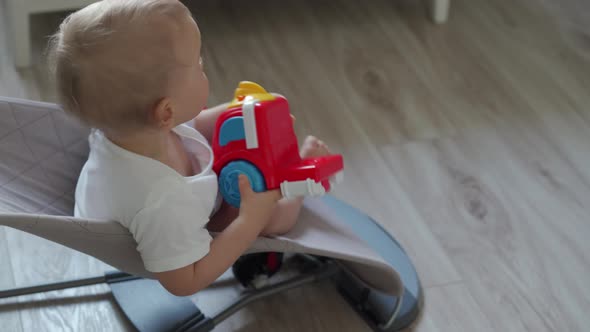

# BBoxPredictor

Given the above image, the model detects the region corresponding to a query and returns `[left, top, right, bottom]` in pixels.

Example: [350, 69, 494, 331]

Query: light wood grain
[1, 0, 590, 331]
[198, 0, 462, 290]
[3, 196, 132, 331]
[383, 120, 590, 331]
[193, 265, 371, 332]
[0, 228, 23, 332]
[416, 282, 494, 332]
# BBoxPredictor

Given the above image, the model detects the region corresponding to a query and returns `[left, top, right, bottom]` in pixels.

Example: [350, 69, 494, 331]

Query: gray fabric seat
[0, 96, 424, 332]
[0, 96, 403, 294]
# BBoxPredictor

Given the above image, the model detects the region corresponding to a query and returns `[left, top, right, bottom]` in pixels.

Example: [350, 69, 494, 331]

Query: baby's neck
[106, 128, 169, 161]
[106, 127, 194, 177]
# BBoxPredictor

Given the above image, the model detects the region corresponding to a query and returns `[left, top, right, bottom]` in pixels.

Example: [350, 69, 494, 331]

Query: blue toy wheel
[219, 161, 267, 208]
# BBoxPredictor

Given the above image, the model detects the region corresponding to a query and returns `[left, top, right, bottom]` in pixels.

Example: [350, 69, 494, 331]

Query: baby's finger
[238, 174, 253, 197]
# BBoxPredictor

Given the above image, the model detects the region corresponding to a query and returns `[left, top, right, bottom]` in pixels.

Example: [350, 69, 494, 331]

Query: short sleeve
[130, 183, 213, 273]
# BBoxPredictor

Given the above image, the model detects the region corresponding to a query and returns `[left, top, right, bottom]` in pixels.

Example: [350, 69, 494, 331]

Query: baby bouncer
[0, 95, 422, 331]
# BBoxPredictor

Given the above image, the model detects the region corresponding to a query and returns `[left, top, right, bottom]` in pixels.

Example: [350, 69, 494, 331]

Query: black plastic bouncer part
[318, 196, 423, 331]
[232, 252, 284, 288]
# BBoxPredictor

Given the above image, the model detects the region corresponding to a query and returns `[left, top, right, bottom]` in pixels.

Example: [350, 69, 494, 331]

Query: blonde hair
[48, 0, 192, 132]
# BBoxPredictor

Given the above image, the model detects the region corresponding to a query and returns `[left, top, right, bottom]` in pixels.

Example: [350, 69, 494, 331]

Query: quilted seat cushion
[0, 97, 90, 215]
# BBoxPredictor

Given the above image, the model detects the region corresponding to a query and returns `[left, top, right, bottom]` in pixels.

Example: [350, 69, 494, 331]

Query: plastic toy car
[212, 81, 344, 207]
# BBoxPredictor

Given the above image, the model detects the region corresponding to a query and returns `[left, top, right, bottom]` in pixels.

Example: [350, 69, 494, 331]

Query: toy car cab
[212, 82, 344, 207]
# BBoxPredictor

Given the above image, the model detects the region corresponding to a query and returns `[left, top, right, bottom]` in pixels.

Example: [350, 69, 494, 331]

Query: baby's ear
[152, 97, 174, 129]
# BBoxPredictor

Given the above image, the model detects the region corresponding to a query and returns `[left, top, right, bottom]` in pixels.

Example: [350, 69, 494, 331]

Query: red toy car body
[211, 82, 343, 207]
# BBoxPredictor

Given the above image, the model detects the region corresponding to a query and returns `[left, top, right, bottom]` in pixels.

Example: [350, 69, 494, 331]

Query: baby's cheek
[197, 72, 209, 93]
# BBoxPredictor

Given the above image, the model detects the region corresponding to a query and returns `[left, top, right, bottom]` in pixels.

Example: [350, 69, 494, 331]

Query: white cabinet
[6, 0, 98, 68]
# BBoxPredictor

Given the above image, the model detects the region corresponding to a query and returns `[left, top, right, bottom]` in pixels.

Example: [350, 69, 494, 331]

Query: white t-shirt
[74, 123, 221, 273]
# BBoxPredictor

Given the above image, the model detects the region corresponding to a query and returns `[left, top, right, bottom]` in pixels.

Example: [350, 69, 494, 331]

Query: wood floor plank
[192, 0, 462, 288]
[383, 122, 590, 331]
[0, 228, 24, 332]
[4, 225, 132, 332]
[1, 189, 130, 331]
[192, 263, 372, 332]
[453, 0, 590, 122]
[1, 0, 590, 330]
[417, 283, 494, 332]
[288, 0, 458, 143]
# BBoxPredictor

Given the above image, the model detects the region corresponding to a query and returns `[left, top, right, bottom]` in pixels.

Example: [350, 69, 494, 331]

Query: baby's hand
[238, 175, 281, 225]
[300, 135, 331, 159]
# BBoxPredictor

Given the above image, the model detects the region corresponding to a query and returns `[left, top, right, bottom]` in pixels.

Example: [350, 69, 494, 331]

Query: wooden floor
[1, 0, 589, 331]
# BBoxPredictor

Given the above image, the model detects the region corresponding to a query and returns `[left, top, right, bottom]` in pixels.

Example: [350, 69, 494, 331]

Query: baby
[48, 0, 330, 296]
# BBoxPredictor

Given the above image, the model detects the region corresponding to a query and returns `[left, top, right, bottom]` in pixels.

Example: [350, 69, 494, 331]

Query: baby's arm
[154, 176, 281, 296]
[208, 197, 304, 236]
